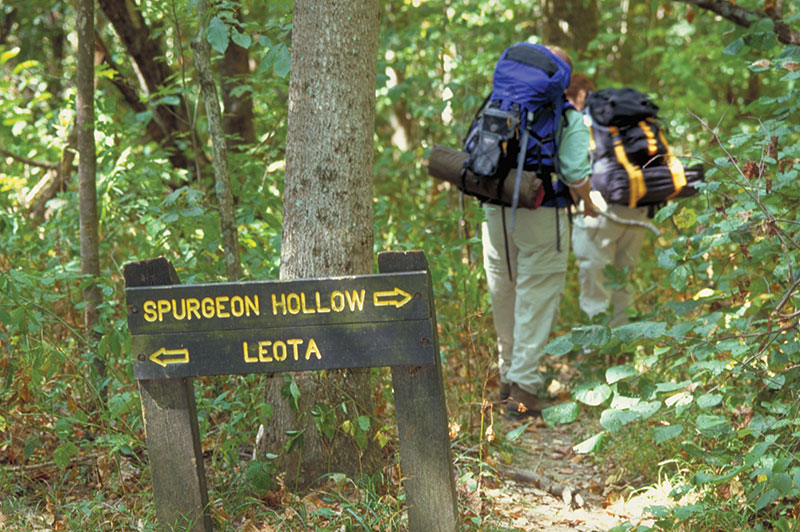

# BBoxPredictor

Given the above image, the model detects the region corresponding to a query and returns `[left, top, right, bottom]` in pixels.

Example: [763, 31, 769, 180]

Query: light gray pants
[571, 203, 648, 326]
[482, 205, 570, 396]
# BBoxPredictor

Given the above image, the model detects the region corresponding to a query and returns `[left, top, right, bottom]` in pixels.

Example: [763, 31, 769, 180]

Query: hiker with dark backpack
[476, 43, 597, 417]
[570, 84, 650, 328]
[572, 87, 703, 327]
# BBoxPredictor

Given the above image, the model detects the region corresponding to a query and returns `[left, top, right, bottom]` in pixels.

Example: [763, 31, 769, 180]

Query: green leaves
[606, 365, 638, 384]
[542, 402, 580, 427]
[207, 16, 229, 54]
[573, 382, 612, 406]
[652, 424, 683, 444]
[573, 432, 605, 454]
[544, 335, 573, 356]
[505, 422, 532, 442]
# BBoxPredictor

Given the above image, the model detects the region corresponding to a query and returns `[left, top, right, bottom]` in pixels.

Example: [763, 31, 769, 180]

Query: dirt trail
[475, 414, 656, 531]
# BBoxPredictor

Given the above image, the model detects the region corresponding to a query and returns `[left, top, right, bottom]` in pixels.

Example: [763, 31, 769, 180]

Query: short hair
[566, 72, 595, 101]
[546, 45, 573, 69]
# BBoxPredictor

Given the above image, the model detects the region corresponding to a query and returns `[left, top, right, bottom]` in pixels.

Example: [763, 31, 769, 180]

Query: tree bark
[77, 0, 104, 397]
[255, 0, 383, 490]
[192, 1, 243, 282]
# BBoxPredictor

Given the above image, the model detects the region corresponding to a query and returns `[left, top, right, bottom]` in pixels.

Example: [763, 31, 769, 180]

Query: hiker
[570, 84, 651, 328]
[481, 45, 598, 417]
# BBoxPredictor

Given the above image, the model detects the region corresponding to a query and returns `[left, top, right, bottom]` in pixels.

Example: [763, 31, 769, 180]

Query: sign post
[124, 250, 458, 532]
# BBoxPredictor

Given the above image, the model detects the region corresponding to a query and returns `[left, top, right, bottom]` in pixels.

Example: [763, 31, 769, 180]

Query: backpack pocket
[464, 107, 519, 177]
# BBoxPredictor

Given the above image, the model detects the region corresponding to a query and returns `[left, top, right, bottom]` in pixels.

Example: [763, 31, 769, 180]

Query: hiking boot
[506, 384, 552, 417]
[498, 381, 511, 402]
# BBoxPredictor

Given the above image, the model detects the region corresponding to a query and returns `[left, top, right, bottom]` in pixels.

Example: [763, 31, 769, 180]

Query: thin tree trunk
[77, 0, 104, 398]
[192, 1, 242, 282]
[255, 0, 383, 490]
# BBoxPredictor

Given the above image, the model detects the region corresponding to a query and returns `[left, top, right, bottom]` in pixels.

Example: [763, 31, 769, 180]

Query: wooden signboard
[127, 271, 435, 379]
[123, 251, 458, 532]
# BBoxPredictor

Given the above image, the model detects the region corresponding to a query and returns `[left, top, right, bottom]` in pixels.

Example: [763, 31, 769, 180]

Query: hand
[583, 198, 599, 217]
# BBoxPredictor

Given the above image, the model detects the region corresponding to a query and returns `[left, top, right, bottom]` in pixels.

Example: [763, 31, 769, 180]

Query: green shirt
[557, 108, 591, 185]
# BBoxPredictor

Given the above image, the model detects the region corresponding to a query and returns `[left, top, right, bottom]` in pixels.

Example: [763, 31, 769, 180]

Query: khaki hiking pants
[482, 205, 570, 396]
[571, 202, 648, 327]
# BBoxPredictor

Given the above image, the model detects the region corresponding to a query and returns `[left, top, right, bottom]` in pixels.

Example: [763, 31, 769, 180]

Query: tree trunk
[539, 0, 599, 56]
[255, 0, 383, 490]
[77, 0, 104, 398]
[192, 1, 242, 282]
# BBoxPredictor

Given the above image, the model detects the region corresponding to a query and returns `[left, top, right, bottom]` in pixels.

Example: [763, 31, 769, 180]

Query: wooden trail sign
[123, 251, 459, 532]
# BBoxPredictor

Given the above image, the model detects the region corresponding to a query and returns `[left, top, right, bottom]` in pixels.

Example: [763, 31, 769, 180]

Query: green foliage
[547, 32, 800, 526]
[2, 0, 800, 530]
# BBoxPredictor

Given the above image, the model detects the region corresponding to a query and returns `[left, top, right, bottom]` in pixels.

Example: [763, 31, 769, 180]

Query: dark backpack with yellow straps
[585, 87, 704, 208]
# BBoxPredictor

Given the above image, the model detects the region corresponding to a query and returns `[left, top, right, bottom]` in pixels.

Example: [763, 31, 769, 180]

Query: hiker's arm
[558, 109, 597, 216]
[568, 178, 598, 217]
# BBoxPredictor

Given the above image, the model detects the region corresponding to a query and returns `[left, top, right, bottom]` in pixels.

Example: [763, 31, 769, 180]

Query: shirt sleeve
[557, 108, 591, 185]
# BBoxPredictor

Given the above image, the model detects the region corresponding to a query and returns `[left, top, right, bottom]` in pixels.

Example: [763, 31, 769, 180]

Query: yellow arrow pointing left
[149, 347, 190, 367]
[373, 287, 412, 308]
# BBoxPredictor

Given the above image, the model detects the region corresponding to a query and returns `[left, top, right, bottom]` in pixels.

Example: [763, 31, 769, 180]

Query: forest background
[1, 0, 800, 530]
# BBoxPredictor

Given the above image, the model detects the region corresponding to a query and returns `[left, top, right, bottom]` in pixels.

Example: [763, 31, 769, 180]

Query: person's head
[545, 45, 573, 70]
[565, 72, 595, 111]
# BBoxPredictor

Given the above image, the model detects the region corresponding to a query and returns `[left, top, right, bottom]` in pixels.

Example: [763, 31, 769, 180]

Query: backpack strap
[609, 125, 647, 207]
[659, 129, 688, 199]
[638, 120, 660, 156]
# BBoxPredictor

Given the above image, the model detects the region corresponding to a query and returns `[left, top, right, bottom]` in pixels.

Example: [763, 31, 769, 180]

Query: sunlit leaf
[573, 432, 605, 454]
[606, 365, 637, 384]
[573, 382, 612, 406]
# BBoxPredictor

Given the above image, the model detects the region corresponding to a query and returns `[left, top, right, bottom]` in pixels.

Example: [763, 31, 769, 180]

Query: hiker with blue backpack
[425, 44, 703, 416]
[467, 43, 598, 417]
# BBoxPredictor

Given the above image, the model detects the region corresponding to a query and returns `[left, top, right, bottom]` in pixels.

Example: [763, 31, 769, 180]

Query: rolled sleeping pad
[427, 144, 545, 209]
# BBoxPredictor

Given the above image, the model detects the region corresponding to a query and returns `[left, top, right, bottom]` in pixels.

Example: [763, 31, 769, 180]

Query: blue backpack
[463, 43, 573, 224]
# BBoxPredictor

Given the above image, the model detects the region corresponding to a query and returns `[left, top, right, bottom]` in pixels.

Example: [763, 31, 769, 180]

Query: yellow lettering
[215, 296, 230, 318]
[272, 293, 286, 316]
[245, 295, 259, 317]
[157, 300, 171, 322]
[258, 341, 273, 362]
[315, 292, 331, 313]
[171, 299, 186, 320]
[287, 293, 301, 314]
[331, 290, 345, 312]
[287, 339, 303, 360]
[300, 293, 315, 314]
[273, 341, 287, 361]
[243, 341, 258, 363]
[201, 297, 215, 319]
[231, 296, 244, 317]
[186, 298, 201, 320]
[305, 338, 322, 360]
[346, 290, 365, 311]
[143, 300, 158, 322]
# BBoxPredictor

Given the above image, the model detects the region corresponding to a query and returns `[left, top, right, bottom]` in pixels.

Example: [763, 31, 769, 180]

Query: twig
[575, 209, 662, 236]
[0, 147, 58, 170]
[498, 467, 588, 509]
[4, 451, 106, 474]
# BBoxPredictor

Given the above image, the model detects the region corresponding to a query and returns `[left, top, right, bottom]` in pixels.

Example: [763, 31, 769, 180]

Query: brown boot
[506, 384, 551, 417]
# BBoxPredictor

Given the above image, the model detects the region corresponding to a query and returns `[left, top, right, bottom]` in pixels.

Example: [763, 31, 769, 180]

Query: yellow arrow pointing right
[373, 287, 412, 308]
